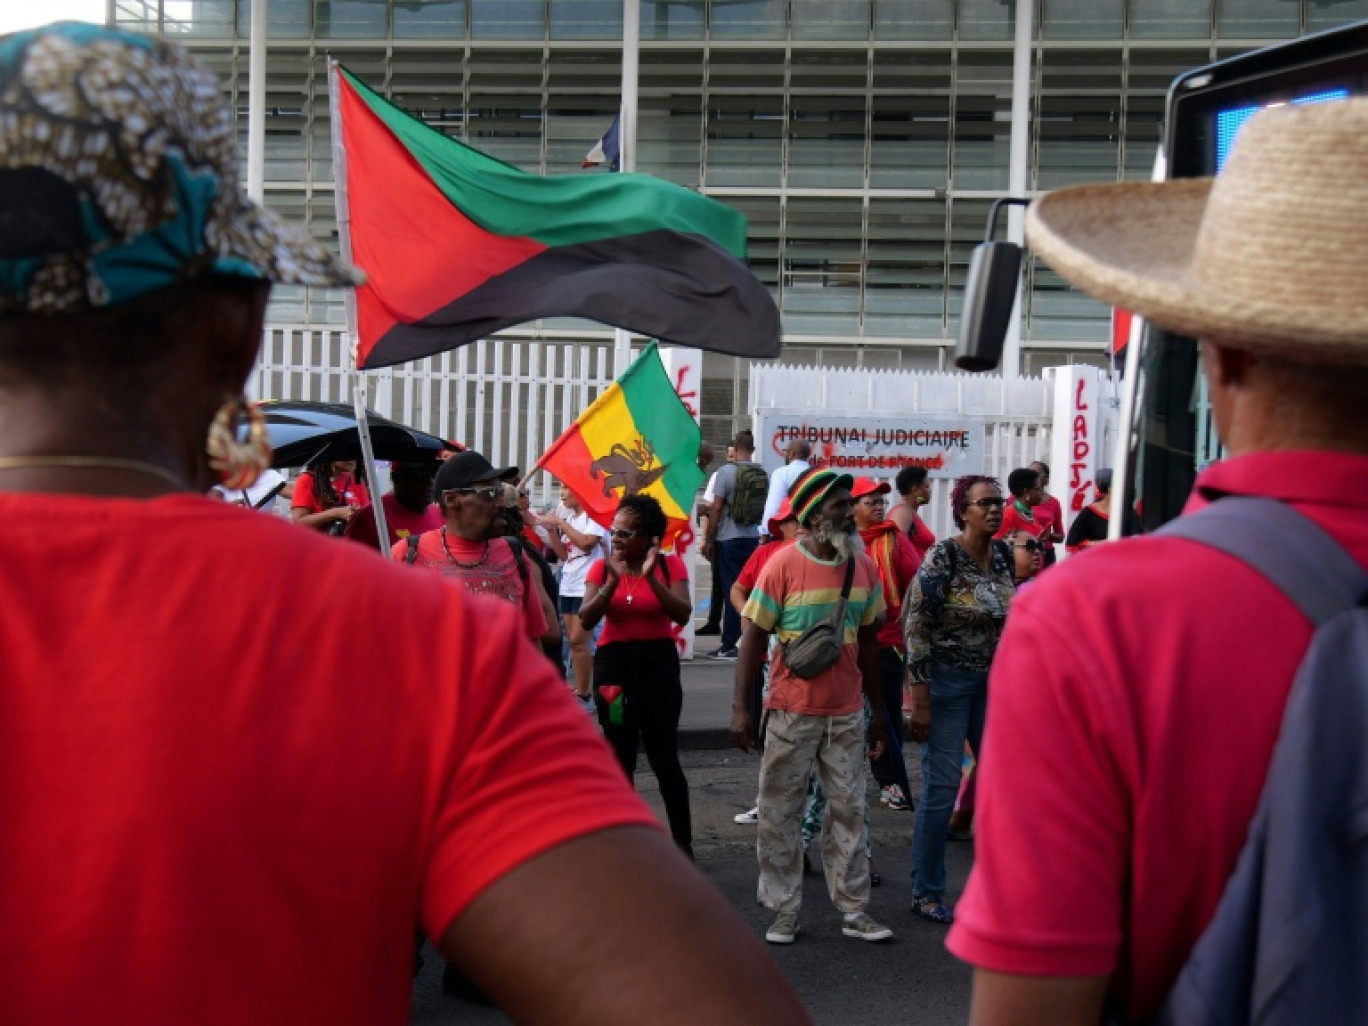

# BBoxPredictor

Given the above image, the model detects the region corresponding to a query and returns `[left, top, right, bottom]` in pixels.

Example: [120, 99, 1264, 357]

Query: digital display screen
[1214, 88, 1349, 172]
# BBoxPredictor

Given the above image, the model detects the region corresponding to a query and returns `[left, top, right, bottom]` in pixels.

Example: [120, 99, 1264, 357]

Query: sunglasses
[966, 497, 1006, 510]
[447, 485, 500, 501]
[609, 528, 639, 541]
[1014, 539, 1043, 553]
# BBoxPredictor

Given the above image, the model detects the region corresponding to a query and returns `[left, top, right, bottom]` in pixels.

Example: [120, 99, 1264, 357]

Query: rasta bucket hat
[0, 22, 362, 317]
[1025, 98, 1368, 363]
[788, 468, 853, 527]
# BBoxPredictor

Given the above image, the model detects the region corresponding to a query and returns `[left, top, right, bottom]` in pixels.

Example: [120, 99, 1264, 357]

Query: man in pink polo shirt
[947, 100, 1368, 1024]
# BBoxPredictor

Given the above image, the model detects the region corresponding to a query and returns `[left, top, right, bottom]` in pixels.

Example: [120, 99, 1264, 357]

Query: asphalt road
[409, 747, 975, 1025]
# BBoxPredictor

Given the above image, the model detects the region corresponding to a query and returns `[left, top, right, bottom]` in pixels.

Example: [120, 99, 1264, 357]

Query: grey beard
[813, 518, 863, 560]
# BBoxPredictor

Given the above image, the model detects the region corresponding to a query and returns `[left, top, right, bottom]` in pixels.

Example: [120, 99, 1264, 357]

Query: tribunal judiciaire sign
[755, 412, 986, 479]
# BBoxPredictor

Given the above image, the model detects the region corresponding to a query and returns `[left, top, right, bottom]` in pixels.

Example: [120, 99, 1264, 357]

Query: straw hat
[1025, 98, 1368, 362]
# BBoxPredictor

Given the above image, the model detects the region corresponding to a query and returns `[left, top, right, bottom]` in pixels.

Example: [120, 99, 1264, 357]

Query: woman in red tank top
[579, 494, 695, 857]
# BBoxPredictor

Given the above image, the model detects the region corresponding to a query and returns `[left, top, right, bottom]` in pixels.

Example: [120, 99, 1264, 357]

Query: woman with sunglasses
[902, 475, 1016, 925]
[1009, 529, 1045, 586]
[578, 494, 695, 857]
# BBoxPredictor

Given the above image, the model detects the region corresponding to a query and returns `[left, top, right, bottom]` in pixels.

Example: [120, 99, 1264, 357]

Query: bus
[954, 20, 1368, 535]
[1122, 20, 1368, 534]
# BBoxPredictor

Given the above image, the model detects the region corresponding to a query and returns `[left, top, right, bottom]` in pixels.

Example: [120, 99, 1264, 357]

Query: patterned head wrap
[0, 22, 361, 317]
[787, 468, 854, 527]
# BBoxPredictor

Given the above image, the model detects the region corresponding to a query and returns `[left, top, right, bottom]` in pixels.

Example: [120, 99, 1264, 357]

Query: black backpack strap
[405, 533, 421, 565]
[839, 552, 856, 598]
[1158, 496, 1368, 626]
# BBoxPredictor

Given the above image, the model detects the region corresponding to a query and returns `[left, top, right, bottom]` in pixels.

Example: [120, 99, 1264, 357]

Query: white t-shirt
[761, 459, 810, 534]
[703, 469, 721, 504]
[558, 511, 607, 598]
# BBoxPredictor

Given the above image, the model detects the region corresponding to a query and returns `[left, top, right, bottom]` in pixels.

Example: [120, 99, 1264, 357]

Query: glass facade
[118, 0, 1362, 377]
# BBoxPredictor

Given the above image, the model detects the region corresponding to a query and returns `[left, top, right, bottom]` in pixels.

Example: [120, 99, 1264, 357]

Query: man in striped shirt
[731, 469, 894, 946]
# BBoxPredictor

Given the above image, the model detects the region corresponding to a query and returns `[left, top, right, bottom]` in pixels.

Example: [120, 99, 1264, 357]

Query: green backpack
[729, 462, 769, 527]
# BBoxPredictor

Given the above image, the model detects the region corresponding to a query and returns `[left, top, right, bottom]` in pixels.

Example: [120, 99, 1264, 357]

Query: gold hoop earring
[206, 396, 272, 490]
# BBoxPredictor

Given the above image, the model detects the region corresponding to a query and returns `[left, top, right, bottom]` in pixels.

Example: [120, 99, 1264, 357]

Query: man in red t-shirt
[346, 458, 443, 552]
[0, 24, 811, 1026]
[948, 101, 1368, 1025]
[394, 451, 550, 644]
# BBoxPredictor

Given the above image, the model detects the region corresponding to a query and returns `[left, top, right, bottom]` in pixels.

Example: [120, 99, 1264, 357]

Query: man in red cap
[850, 477, 919, 813]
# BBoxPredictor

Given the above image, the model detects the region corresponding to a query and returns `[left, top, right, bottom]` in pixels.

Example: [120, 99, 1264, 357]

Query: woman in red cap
[851, 477, 920, 812]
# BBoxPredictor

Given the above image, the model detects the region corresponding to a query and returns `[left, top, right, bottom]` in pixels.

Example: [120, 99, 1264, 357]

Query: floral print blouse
[902, 537, 1016, 684]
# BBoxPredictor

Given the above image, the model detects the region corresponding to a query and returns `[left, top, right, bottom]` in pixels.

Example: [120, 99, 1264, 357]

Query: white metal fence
[249, 326, 625, 507]
[252, 327, 1057, 530]
[749, 364, 1054, 540]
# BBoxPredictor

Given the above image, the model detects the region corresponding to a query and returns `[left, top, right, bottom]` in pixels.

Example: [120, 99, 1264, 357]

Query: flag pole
[329, 60, 390, 553]
[612, 0, 641, 378]
[246, 0, 266, 203]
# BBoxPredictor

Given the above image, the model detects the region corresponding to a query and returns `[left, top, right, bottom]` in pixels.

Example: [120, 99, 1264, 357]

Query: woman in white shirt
[539, 484, 607, 713]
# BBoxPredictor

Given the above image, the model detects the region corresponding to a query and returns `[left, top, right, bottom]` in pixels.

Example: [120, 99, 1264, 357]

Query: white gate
[749, 365, 1054, 540]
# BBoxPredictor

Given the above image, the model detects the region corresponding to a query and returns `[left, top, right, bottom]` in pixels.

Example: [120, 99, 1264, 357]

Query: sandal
[911, 896, 954, 925]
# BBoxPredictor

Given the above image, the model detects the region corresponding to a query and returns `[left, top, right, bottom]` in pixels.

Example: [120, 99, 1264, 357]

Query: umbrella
[260, 400, 455, 468]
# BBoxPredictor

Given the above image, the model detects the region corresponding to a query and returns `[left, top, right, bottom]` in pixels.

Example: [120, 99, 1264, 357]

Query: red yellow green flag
[537, 343, 704, 543]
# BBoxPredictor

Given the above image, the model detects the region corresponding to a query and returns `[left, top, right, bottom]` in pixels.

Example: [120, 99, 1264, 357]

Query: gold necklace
[0, 455, 185, 489]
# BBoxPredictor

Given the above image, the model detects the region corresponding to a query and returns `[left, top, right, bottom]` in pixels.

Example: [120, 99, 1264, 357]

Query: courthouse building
[114, 0, 1365, 440]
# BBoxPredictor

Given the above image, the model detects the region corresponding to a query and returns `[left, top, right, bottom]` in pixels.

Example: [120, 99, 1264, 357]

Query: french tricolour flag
[583, 115, 621, 172]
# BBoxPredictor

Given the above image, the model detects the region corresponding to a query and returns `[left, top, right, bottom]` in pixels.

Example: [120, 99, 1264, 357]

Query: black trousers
[869, 647, 914, 802]
[703, 563, 724, 629]
[594, 638, 693, 854]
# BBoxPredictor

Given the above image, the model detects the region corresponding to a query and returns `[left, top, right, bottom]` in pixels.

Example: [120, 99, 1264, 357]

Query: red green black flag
[331, 65, 782, 370]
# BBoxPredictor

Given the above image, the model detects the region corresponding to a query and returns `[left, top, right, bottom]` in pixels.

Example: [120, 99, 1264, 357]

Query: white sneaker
[733, 806, 759, 825]
[765, 912, 798, 944]
[880, 784, 911, 811]
[842, 912, 893, 942]
[576, 693, 595, 715]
